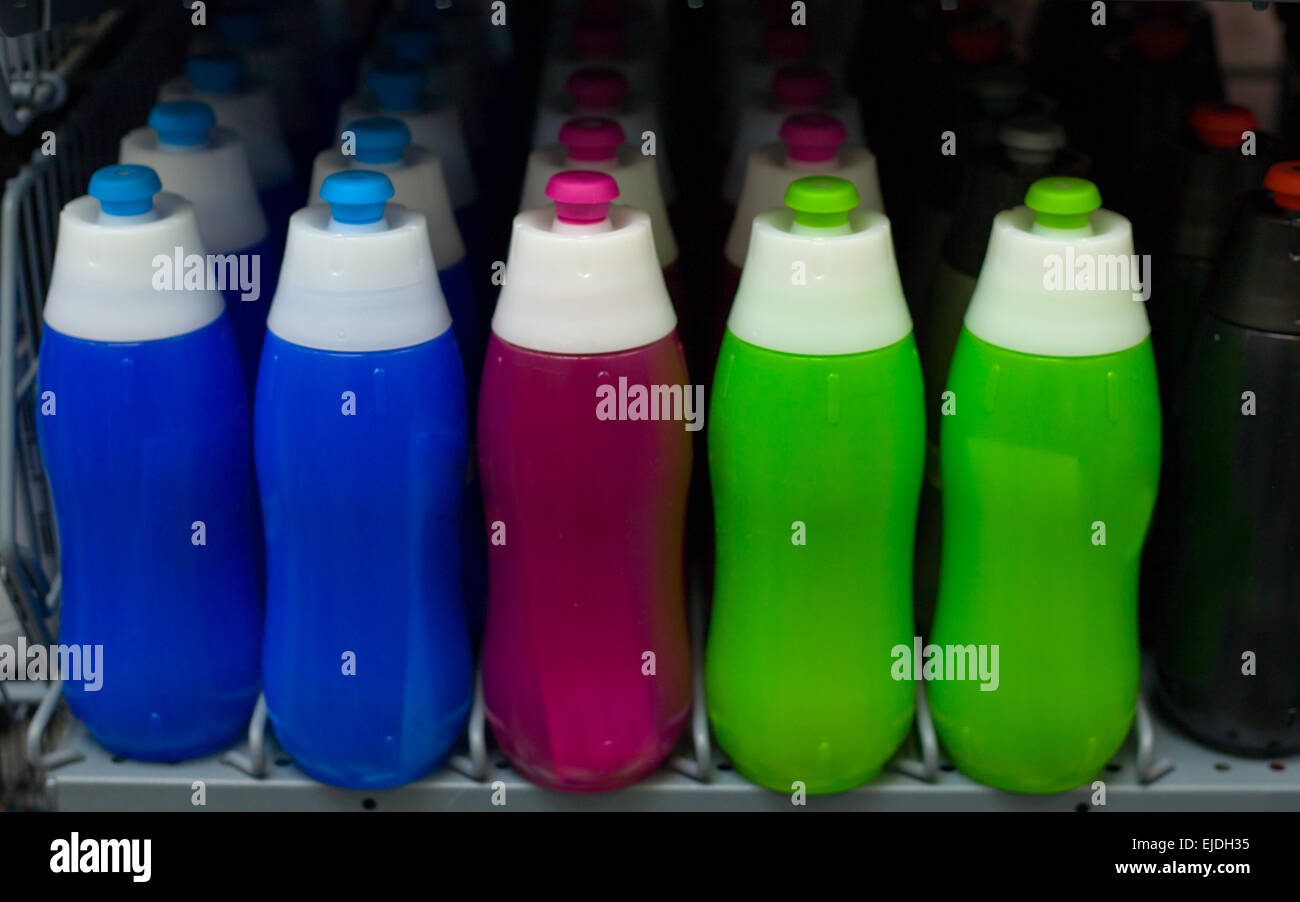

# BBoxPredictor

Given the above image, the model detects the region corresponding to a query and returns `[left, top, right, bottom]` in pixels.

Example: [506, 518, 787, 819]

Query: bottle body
[1157, 316, 1300, 755]
[255, 330, 472, 788]
[37, 316, 262, 761]
[479, 332, 692, 792]
[707, 331, 924, 793]
[929, 328, 1160, 792]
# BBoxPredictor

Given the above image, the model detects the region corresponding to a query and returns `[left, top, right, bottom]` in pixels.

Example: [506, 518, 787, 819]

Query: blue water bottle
[119, 99, 279, 395]
[310, 116, 486, 633]
[37, 165, 262, 761]
[255, 171, 472, 788]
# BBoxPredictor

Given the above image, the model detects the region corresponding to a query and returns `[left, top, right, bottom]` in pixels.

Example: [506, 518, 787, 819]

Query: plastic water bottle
[913, 116, 1083, 633]
[37, 165, 261, 761]
[119, 99, 277, 396]
[1156, 161, 1300, 757]
[160, 52, 300, 243]
[928, 176, 1160, 793]
[479, 171, 692, 791]
[255, 171, 472, 788]
[310, 116, 487, 635]
[707, 176, 923, 793]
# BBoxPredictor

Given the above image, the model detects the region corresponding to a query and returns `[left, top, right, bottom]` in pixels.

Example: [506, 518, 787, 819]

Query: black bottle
[1156, 163, 1300, 757]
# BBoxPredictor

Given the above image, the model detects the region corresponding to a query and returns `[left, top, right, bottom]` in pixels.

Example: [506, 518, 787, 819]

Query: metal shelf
[40, 693, 1299, 812]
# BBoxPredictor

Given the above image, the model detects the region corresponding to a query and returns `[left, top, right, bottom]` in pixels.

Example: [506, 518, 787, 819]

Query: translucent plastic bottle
[256, 171, 472, 788]
[479, 172, 692, 792]
[119, 99, 277, 395]
[928, 177, 1160, 793]
[707, 176, 923, 793]
[37, 165, 261, 760]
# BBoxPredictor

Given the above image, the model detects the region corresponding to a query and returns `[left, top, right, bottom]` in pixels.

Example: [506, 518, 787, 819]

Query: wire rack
[0, 5, 185, 785]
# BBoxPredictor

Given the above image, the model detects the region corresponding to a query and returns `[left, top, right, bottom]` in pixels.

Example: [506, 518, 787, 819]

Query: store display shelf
[41, 701, 1298, 813]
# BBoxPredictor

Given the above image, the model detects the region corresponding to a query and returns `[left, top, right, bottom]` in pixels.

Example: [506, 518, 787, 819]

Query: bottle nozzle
[185, 52, 244, 94]
[343, 116, 412, 164]
[779, 112, 847, 163]
[545, 170, 619, 225]
[567, 67, 628, 112]
[89, 164, 162, 217]
[559, 117, 625, 162]
[320, 170, 395, 225]
[148, 100, 216, 149]
[1190, 102, 1257, 150]
[784, 175, 859, 229]
[1024, 176, 1101, 230]
[1264, 161, 1300, 212]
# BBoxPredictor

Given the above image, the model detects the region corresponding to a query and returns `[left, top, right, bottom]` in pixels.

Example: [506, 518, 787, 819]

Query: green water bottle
[706, 176, 925, 794]
[928, 177, 1161, 793]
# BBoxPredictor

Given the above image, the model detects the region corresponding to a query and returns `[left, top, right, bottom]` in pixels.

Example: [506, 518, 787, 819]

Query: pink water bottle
[479, 171, 692, 792]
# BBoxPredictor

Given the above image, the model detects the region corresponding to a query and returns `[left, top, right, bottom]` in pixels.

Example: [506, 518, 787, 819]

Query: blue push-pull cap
[149, 100, 216, 148]
[217, 11, 271, 47]
[89, 164, 163, 217]
[365, 62, 424, 112]
[320, 170, 395, 225]
[186, 52, 244, 94]
[344, 117, 412, 164]
[386, 24, 439, 64]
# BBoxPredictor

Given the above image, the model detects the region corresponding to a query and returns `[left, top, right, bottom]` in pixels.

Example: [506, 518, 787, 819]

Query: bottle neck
[563, 154, 617, 171]
[785, 153, 838, 172]
[328, 216, 389, 233]
[790, 220, 851, 237]
[552, 217, 613, 235]
[98, 208, 160, 225]
[1031, 221, 1094, 238]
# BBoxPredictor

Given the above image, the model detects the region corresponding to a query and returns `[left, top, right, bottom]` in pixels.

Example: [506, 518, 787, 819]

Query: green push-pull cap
[1024, 176, 1101, 229]
[784, 175, 859, 228]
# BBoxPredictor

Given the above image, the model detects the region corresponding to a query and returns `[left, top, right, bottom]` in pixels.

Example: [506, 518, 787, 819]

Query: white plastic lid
[964, 206, 1152, 357]
[119, 125, 268, 253]
[310, 145, 466, 270]
[730, 208, 913, 355]
[266, 201, 452, 352]
[492, 204, 676, 354]
[725, 142, 883, 267]
[44, 192, 225, 342]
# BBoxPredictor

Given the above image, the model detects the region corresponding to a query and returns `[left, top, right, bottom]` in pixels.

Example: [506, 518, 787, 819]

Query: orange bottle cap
[1264, 161, 1300, 212]
[1190, 103, 1257, 149]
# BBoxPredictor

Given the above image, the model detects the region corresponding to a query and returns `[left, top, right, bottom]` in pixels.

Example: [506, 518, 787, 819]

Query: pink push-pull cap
[567, 67, 628, 112]
[546, 170, 620, 224]
[762, 24, 811, 61]
[559, 117, 626, 162]
[779, 112, 847, 162]
[772, 65, 833, 110]
[573, 21, 625, 58]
